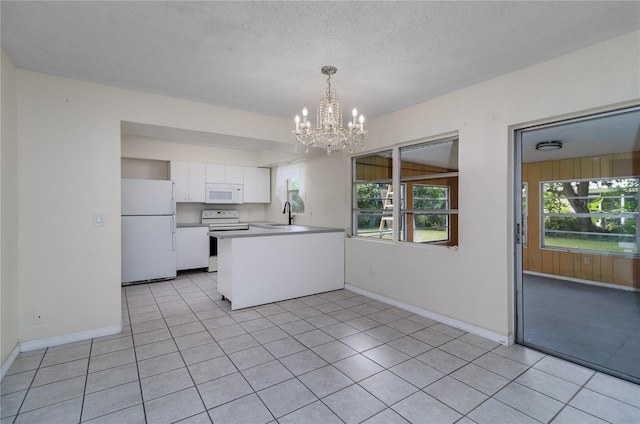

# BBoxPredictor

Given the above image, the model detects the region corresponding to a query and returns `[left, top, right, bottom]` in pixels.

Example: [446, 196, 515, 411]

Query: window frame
[351, 135, 459, 248]
[404, 183, 450, 243]
[351, 148, 394, 239]
[287, 177, 305, 214]
[522, 182, 528, 247]
[539, 176, 639, 257]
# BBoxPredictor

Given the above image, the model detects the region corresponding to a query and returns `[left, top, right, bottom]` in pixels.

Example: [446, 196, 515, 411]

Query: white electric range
[201, 210, 249, 272]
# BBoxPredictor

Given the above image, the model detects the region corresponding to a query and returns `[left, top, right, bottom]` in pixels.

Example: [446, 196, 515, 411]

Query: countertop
[208, 224, 345, 239]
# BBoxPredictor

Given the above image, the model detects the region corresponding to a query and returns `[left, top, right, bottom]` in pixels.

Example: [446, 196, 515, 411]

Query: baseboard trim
[1, 343, 21, 379]
[524, 271, 639, 292]
[20, 325, 122, 352]
[345, 284, 511, 345]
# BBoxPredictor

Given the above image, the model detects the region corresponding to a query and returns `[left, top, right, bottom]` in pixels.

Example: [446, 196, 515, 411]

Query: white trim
[345, 284, 511, 345]
[1, 343, 21, 379]
[524, 271, 640, 292]
[20, 325, 122, 352]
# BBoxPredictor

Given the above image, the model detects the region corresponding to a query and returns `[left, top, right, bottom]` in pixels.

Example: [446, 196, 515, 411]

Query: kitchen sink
[251, 223, 294, 230]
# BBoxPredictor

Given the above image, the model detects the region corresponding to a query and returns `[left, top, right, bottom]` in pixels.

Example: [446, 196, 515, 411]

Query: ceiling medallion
[535, 140, 563, 151]
[293, 66, 366, 155]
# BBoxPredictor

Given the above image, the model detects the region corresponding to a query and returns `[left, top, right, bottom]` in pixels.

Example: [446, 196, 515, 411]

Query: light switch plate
[93, 212, 104, 227]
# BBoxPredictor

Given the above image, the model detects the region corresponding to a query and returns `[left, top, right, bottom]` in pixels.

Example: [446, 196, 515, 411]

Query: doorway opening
[515, 105, 640, 384]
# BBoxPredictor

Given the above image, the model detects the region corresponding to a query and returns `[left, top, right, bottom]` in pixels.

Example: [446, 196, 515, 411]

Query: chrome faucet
[283, 201, 294, 225]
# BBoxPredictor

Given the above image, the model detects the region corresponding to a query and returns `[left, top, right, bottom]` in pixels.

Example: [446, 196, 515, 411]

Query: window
[352, 151, 393, 238]
[276, 163, 305, 213]
[287, 178, 305, 213]
[410, 184, 450, 242]
[399, 139, 458, 245]
[352, 137, 459, 247]
[541, 177, 638, 255]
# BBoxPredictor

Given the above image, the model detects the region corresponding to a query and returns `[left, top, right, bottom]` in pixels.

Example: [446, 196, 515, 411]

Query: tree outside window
[288, 178, 305, 213]
[277, 163, 305, 213]
[542, 177, 638, 255]
[412, 184, 449, 243]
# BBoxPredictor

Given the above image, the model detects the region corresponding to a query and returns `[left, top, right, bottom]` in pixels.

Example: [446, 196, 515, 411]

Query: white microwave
[205, 183, 243, 204]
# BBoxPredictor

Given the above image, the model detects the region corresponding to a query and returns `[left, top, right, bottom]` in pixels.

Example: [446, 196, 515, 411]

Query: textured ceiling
[2, 1, 639, 123]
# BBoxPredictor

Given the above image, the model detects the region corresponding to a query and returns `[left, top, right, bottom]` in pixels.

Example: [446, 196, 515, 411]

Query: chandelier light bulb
[302, 107, 308, 117]
[352, 108, 358, 117]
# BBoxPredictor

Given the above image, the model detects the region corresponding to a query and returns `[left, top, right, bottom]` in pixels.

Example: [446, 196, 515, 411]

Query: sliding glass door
[515, 106, 640, 384]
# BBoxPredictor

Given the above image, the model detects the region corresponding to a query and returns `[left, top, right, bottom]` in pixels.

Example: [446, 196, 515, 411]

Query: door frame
[512, 101, 640, 383]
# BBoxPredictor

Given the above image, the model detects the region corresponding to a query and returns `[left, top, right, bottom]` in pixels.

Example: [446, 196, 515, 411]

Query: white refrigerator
[121, 179, 176, 284]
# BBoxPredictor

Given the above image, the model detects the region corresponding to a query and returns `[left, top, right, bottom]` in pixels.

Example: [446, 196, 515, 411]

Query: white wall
[1, 49, 20, 366]
[265, 153, 349, 228]
[121, 157, 169, 180]
[16, 72, 291, 344]
[122, 135, 261, 165]
[345, 31, 640, 339]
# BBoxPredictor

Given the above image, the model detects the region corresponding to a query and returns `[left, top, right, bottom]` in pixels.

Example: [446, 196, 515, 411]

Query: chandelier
[293, 66, 366, 154]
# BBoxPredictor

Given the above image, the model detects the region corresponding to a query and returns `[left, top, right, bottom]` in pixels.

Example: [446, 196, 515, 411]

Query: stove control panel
[202, 210, 239, 220]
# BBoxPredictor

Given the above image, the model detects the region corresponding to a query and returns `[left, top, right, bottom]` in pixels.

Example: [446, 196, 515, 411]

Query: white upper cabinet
[189, 163, 206, 201]
[226, 166, 244, 184]
[171, 161, 189, 202]
[173, 161, 268, 203]
[206, 164, 244, 184]
[204, 164, 225, 183]
[243, 167, 271, 203]
[170, 161, 205, 203]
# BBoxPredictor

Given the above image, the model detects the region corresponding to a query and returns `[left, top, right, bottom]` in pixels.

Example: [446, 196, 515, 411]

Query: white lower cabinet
[176, 226, 209, 270]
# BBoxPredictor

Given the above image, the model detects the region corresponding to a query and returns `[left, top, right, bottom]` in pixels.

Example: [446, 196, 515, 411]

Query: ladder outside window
[378, 184, 393, 237]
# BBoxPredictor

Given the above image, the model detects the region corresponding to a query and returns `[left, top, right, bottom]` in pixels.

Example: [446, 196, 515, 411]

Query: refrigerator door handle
[171, 182, 176, 215]
[172, 216, 176, 251]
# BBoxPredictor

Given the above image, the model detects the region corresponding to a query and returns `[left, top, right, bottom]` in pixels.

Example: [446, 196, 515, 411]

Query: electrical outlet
[584, 256, 590, 265]
[368, 266, 375, 276]
[33, 311, 45, 324]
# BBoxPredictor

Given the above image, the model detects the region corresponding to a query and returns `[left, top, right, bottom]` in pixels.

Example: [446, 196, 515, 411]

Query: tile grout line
[124, 285, 149, 424]
[11, 344, 48, 421]
[172, 272, 276, 422]
[148, 276, 199, 419]
[265, 294, 411, 422]
[78, 335, 94, 422]
[174, 272, 261, 423]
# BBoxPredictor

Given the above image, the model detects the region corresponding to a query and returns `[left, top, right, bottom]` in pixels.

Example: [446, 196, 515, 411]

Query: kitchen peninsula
[209, 224, 345, 310]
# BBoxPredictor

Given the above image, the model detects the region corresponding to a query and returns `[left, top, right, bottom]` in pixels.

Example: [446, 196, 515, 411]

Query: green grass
[544, 236, 637, 254]
[414, 230, 448, 243]
[356, 229, 448, 243]
[357, 230, 637, 253]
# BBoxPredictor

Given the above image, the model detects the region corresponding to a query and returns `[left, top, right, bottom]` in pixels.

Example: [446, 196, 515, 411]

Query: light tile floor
[2, 272, 639, 424]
